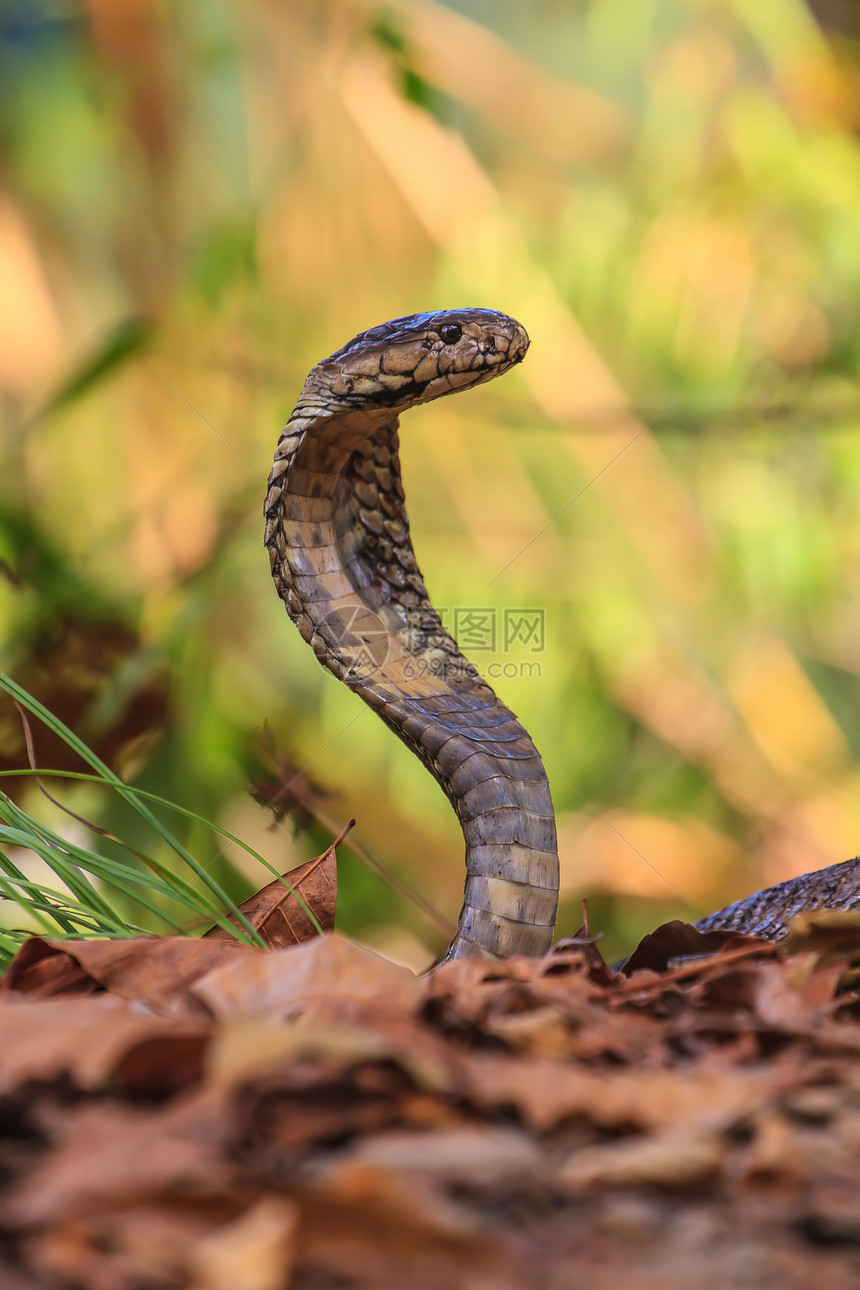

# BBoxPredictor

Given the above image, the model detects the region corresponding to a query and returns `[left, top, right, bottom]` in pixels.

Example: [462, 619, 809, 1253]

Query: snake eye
[439, 323, 462, 345]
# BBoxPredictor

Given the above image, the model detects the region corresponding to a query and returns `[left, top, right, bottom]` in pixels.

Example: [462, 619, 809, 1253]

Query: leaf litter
[203, 821, 344, 950]
[4, 884, 860, 1286]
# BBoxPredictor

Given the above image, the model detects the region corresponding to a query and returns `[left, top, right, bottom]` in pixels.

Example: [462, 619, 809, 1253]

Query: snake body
[265, 309, 559, 960]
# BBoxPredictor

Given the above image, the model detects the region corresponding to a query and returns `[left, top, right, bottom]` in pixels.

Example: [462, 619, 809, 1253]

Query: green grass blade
[0, 814, 218, 934]
[0, 768, 326, 933]
[0, 868, 118, 935]
[0, 852, 81, 936]
[0, 675, 264, 946]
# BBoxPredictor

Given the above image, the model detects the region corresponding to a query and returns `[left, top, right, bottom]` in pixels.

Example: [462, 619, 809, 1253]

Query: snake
[264, 308, 558, 960]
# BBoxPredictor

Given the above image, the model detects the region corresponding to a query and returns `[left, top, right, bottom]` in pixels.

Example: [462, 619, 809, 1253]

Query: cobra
[264, 309, 558, 960]
[265, 308, 860, 958]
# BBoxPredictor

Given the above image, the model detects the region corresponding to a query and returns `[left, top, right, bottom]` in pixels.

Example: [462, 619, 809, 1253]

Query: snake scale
[264, 308, 558, 960]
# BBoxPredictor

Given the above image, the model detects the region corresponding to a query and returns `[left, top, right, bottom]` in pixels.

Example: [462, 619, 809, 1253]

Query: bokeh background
[2, 0, 860, 967]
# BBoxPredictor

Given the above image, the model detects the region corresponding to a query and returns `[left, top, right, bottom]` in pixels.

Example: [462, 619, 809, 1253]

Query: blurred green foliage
[1, 0, 859, 966]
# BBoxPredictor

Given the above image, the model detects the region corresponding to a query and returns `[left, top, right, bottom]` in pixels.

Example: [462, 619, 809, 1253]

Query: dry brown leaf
[750, 958, 842, 1029]
[621, 919, 768, 975]
[25, 1199, 239, 1289]
[206, 1015, 451, 1095]
[466, 1055, 794, 1134]
[283, 1160, 516, 1290]
[0, 935, 254, 1015]
[0, 1257, 44, 1290]
[560, 1128, 723, 1191]
[425, 949, 605, 1033]
[188, 1197, 298, 1290]
[742, 1112, 803, 1184]
[0, 935, 99, 999]
[192, 931, 422, 1021]
[204, 824, 345, 949]
[338, 1125, 545, 1190]
[781, 909, 860, 961]
[0, 996, 208, 1093]
[3, 1098, 225, 1228]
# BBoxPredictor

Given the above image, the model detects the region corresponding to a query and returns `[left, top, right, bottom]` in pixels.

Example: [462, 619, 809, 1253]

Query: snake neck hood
[264, 308, 559, 960]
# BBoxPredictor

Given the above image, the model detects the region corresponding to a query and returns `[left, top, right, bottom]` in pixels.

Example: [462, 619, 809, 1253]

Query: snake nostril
[481, 337, 496, 355]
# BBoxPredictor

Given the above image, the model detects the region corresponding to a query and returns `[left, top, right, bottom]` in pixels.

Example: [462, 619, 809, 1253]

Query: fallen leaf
[741, 1112, 802, 1184]
[751, 958, 842, 1029]
[26, 1197, 244, 1289]
[3, 1097, 225, 1227]
[0, 1257, 43, 1290]
[621, 920, 766, 976]
[560, 1128, 723, 1191]
[191, 932, 422, 1021]
[285, 1161, 517, 1290]
[189, 1197, 298, 1290]
[0, 996, 209, 1093]
[781, 909, 860, 961]
[204, 822, 347, 949]
[466, 1055, 793, 1134]
[0, 936, 100, 999]
[206, 1016, 451, 1095]
[336, 1125, 545, 1190]
[1, 935, 253, 1016]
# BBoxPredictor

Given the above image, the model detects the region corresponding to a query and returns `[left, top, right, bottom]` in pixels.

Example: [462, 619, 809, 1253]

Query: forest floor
[3, 896, 860, 1289]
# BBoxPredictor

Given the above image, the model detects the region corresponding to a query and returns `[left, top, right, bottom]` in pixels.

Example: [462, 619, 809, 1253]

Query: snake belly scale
[264, 309, 559, 960]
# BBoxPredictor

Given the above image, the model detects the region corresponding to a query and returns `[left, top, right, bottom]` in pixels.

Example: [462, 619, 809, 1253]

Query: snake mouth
[504, 318, 530, 359]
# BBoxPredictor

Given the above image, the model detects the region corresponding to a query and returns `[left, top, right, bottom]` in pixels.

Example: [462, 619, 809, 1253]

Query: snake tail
[264, 309, 559, 960]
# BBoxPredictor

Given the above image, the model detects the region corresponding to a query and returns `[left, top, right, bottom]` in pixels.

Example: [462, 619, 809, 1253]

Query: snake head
[310, 308, 530, 411]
